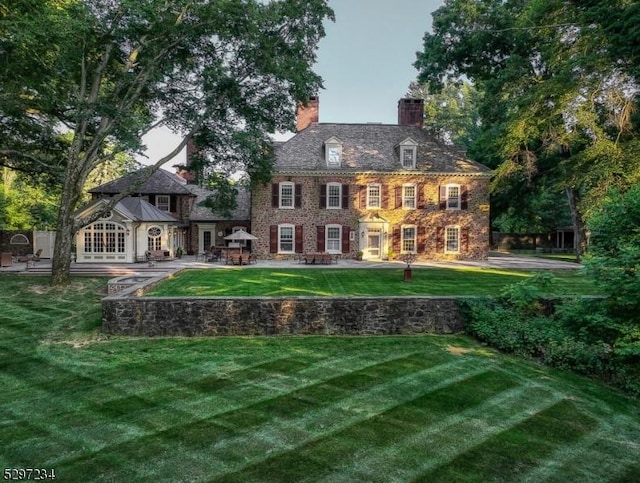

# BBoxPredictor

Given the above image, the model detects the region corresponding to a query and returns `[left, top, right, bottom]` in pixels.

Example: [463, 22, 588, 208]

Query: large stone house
[75, 168, 250, 262]
[250, 98, 492, 261]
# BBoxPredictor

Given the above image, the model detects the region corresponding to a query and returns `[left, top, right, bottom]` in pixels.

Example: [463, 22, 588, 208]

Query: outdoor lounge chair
[17, 248, 42, 263]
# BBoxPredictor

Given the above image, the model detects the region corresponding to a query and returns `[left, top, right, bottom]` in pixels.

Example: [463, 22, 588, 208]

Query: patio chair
[17, 248, 42, 262]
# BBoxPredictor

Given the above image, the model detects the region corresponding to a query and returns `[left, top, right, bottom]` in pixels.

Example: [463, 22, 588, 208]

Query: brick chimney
[398, 98, 424, 128]
[296, 96, 319, 132]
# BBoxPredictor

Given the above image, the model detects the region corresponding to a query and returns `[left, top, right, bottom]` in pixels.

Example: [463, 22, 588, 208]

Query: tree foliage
[1, 0, 333, 284]
[414, 0, 640, 255]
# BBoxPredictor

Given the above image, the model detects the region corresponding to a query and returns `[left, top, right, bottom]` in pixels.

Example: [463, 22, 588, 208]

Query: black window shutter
[342, 226, 350, 253]
[149, 194, 156, 205]
[461, 186, 469, 210]
[418, 226, 427, 252]
[462, 228, 470, 252]
[382, 185, 389, 209]
[436, 227, 445, 252]
[393, 226, 401, 252]
[295, 184, 302, 208]
[271, 184, 279, 208]
[170, 196, 177, 212]
[295, 225, 304, 253]
[316, 225, 325, 252]
[342, 185, 349, 209]
[319, 184, 327, 208]
[269, 225, 278, 253]
[439, 186, 447, 210]
[395, 186, 402, 209]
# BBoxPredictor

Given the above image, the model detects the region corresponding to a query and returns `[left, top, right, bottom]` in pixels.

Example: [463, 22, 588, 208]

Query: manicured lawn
[147, 267, 598, 297]
[1, 276, 638, 482]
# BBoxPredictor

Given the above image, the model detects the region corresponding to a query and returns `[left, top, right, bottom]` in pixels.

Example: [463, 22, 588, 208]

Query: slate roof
[89, 167, 196, 196]
[275, 123, 491, 175]
[77, 197, 179, 223]
[188, 184, 251, 221]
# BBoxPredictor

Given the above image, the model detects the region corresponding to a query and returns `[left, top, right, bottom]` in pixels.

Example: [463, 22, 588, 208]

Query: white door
[366, 230, 381, 259]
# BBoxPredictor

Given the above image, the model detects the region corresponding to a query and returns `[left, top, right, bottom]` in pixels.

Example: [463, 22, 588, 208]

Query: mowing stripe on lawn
[318, 384, 569, 483]
[519, 414, 640, 483]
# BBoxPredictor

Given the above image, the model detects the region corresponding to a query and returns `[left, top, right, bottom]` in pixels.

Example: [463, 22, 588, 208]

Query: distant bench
[145, 250, 173, 262]
[299, 253, 338, 265]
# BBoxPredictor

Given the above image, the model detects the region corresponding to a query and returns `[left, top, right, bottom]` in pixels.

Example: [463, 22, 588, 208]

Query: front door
[367, 229, 381, 259]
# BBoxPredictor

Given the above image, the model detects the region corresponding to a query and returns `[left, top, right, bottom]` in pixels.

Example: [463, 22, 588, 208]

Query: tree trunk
[566, 188, 587, 261]
[51, 162, 85, 286]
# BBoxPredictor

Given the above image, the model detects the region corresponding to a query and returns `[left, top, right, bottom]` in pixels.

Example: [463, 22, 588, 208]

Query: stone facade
[252, 173, 490, 260]
[103, 294, 465, 337]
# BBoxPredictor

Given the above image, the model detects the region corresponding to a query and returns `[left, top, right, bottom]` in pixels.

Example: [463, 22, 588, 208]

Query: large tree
[414, 0, 640, 258]
[1, 0, 333, 285]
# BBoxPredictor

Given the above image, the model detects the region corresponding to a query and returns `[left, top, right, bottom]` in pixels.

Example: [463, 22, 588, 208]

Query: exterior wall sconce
[125, 228, 130, 236]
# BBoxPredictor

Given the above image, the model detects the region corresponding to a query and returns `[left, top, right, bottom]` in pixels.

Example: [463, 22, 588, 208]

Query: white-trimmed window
[325, 137, 342, 167]
[402, 184, 416, 209]
[83, 222, 126, 254]
[445, 226, 460, 253]
[367, 183, 381, 209]
[327, 183, 342, 209]
[279, 182, 294, 209]
[326, 224, 342, 253]
[402, 225, 417, 253]
[147, 226, 162, 251]
[401, 147, 416, 169]
[398, 138, 418, 169]
[446, 184, 461, 210]
[156, 195, 170, 212]
[278, 224, 295, 253]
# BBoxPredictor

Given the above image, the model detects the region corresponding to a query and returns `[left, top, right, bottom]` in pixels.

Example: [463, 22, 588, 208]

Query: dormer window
[397, 137, 418, 169]
[324, 136, 342, 167]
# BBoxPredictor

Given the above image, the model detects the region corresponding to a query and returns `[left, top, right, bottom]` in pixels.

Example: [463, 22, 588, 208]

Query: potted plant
[402, 253, 416, 282]
[175, 247, 184, 259]
[356, 250, 363, 261]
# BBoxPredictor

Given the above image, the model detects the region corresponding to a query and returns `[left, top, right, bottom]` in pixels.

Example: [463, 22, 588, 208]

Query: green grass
[1, 276, 637, 482]
[146, 267, 598, 297]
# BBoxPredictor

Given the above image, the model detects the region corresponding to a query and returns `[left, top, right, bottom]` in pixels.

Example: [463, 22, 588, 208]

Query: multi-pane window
[402, 225, 417, 253]
[326, 225, 341, 253]
[327, 183, 342, 209]
[403, 184, 416, 209]
[445, 226, 460, 253]
[402, 147, 416, 169]
[156, 195, 170, 211]
[82, 222, 126, 254]
[279, 225, 294, 253]
[279, 182, 294, 209]
[446, 184, 460, 209]
[367, 184, 381, 209]
[148, 226, 162, 251]
[327, 146, 341, 166]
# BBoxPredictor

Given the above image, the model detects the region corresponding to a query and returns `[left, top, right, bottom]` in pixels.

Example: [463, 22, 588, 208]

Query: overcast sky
[142, 0, 444, 169]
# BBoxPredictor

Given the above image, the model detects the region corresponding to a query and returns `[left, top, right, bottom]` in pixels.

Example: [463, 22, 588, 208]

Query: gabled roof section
[76, 197, 179, 223]
[274, 123, 491, 175]
[89, 167, 195, 196]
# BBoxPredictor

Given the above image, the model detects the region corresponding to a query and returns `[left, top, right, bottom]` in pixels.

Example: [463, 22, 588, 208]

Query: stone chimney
[397, 98, 424, 128]
[296, 96, 319, 132]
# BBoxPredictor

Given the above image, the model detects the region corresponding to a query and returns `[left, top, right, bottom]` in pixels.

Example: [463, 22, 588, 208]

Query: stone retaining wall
[103, 294, 465, 337]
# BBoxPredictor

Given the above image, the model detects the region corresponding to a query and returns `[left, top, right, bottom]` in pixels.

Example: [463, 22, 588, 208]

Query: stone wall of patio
[103, 286, 465, 337]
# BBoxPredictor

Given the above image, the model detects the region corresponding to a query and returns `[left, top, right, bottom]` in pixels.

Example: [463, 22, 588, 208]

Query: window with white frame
[156, 195, 170, 211]
[401, 147, 416, 169]
[278, 225, 294, 253]
[402, 225, 417, 253]
[82, 222, 126, 254]
[367, 184, 381, 209]
[147, 226, 162, 251]
[279, 182, 294, 209]
[402, 184, 416, 209]
[445, 226, 460, 253]
[325, 137, 342, 167]
[446, 184, 461, 210]
[326, 225, 342, 253]
[327, 183, 342, 209]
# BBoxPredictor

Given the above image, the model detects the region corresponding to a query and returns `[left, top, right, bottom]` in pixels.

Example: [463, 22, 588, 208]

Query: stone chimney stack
[397, 98, 424, 129]
[296, 96, 319, 132]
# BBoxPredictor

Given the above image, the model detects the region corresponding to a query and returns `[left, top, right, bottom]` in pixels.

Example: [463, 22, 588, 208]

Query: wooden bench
[145, 250, 173, 262]
[227, 253, 257, 265]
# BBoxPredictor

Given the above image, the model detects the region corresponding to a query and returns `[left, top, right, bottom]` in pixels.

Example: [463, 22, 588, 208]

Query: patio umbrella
[224, 229, 258, 255]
